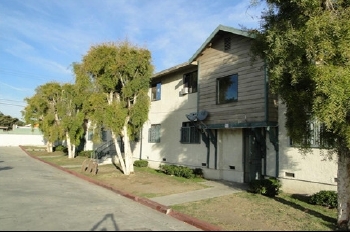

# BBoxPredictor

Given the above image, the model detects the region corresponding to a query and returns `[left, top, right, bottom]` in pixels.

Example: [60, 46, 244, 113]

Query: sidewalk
[150, 180, 249, 206]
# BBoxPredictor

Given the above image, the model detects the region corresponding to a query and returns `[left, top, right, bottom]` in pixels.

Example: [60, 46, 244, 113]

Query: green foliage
[0, 112, 24, 128]
[159, 164, 200, 179]
[23, 81, 86, 154]
[79, 40, 153, 140]
[78, 150, 93, 157]
[54, 145, 68, 153]
[250, 0, 350, 150]
[193, 168, 204, 178]
[133, 159, 148, 167]
[23, 82, 65, 144]
[77, 40, 154, 174]
[248, 177, 281, 197]
[309, 190, 338, 208]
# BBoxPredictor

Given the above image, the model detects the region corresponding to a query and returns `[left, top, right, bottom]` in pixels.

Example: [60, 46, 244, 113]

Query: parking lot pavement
[0, 146, 203, 231]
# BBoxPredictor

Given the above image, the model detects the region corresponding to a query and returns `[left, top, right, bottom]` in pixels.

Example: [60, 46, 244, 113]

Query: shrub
[134, 160, 148, 167]
[78, 150, 93, 157]
[309, 190, 337, 208]
[193, 168, 204, 178]
[248, 177, 281, 197]
[159, 164, 195, 179]
[54, 145, 68, 153]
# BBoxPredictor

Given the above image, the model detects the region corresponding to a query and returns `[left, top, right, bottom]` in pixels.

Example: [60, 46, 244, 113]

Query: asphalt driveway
[0, 146, 201, 231]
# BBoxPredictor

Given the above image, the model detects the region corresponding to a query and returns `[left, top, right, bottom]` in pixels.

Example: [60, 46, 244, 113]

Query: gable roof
[152, 24, 254, 78]
[189, 24, 254, 63]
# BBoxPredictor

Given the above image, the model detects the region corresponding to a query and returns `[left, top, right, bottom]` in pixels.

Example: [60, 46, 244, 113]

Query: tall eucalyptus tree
[58, 83, 85, 158]
[23, 82, 64, 152]
[77, 41, 153, 175]
[250, 0, 350, 229]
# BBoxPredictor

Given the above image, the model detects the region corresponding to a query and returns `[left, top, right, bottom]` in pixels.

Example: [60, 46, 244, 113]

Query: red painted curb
[169, 210, 222, 231]
[20, 146, 223, 231]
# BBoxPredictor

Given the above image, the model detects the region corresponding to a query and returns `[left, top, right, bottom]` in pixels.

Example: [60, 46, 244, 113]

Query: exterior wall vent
[285, 172, 295, 178]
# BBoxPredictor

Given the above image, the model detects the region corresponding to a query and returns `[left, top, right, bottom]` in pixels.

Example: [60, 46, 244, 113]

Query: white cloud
[0, 0, 264, 118]
[0, 81, 32, 92]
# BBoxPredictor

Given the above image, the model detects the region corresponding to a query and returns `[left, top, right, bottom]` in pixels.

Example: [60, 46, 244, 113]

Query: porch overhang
[205, 121, 278, 129]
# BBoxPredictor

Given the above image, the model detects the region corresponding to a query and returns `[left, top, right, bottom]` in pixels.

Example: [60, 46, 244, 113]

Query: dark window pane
[183, 71, 198, 93]
[217, 74, 238, 104]
[151, 82, 161, 101]
[180, 122, 200, 144]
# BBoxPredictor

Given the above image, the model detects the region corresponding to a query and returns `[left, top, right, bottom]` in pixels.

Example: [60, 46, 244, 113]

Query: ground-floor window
[148, 124, 161, 143]
[180, 122, 200, 144]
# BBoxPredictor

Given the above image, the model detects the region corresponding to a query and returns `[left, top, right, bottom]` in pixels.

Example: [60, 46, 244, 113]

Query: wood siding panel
[197, 33, 272, 125]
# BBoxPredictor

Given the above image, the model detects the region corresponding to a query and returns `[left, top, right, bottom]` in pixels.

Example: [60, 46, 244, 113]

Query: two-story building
[134, 25, 338, 195]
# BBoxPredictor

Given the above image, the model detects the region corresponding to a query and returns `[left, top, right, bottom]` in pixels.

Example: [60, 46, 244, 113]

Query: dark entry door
[243, 128, 263, 183]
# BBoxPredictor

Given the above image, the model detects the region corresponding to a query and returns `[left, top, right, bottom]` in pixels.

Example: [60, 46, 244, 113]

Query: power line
[0, 98, 25, 103]
[0, 102, 26, 107]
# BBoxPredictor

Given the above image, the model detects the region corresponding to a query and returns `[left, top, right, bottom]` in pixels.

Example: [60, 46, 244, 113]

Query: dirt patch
[83, 164, 209, 198]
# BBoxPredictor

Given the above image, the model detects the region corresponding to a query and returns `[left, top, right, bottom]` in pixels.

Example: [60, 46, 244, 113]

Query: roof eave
[152, 61, 195, 79]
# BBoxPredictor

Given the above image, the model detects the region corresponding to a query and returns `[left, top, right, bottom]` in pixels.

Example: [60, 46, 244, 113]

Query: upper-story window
[183, 71, 198, 94]
[217, 74, 238, 104]
[151, 82, 161, 101]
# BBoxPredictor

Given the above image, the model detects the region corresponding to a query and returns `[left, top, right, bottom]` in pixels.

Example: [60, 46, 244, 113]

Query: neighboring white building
[0, 125, 46, 146]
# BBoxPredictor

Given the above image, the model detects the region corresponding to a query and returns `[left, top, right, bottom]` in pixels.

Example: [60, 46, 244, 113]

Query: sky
[0, 0, 266, 121]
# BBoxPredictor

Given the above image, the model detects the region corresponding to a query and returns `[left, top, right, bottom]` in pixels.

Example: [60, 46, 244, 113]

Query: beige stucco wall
[265, 132, 278, 178]
[208, 129, 244, 182]
[138, 72, 208, 169]
[278, 102, 338, 195]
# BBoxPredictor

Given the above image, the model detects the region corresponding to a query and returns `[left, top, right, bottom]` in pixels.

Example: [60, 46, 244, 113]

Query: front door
[243, 128, 263, 183]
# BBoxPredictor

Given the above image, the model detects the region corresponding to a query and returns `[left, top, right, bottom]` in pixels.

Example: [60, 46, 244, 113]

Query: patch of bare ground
[172, 193, 337, 231]
[83, 164, 209, 198]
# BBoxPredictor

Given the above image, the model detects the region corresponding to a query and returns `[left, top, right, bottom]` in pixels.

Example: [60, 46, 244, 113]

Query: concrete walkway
[150, 180, 249, 206]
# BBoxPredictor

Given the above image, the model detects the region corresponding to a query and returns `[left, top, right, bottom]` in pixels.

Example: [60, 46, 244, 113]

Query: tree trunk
[122, 125, 134, 175]
[84, 120, 91, 151]
[111, 131, 126, 174]
[46, 141, 53, 152]
[66, 132, 74, 159]
[125, 133, 134, 174]
[337, 151, 350, 230]
[72, 145, 76, 158]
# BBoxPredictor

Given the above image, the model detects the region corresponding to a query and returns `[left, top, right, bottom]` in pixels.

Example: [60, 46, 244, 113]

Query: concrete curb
[20, 146, 222, 231]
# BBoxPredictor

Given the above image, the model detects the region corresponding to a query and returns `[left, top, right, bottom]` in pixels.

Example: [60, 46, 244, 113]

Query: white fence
[0, 127, 46, 146]
[0, 134, 46, 146]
